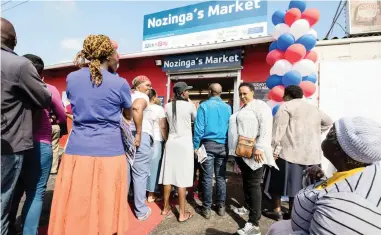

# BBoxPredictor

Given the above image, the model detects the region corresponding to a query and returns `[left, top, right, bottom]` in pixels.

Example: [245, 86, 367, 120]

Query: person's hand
[134, 132, 142, 147]
[273, 152, 279, 160]
[306, 166, 325, 180]
[253, 149, 264, 163]
[50, 114, 57, 123]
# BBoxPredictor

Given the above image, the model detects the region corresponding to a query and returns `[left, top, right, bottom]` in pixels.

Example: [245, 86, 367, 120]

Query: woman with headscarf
[128, 75, 155, 221]
[228, 82, 276, 235]
[48, 35, 131, 235]
[267, 116, 381, 235]
[159, 81, 196, 223]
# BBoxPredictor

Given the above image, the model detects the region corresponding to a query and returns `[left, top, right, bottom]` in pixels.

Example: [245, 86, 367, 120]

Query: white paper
[196, 145, 207, 164]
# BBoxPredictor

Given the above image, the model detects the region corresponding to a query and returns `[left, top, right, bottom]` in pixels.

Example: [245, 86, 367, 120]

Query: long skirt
[264, 158, 318, 198]
[48, 154, 129, 235]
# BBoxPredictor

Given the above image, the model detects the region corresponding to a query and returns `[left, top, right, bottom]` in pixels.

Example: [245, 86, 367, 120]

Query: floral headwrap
[74, 34, 115, 86]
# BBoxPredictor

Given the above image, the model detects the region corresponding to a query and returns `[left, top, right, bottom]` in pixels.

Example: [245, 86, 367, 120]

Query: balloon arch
[266, 0, 320, 115]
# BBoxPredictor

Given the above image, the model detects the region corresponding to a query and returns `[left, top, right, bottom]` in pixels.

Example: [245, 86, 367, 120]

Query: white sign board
[320, 60, 381, 122]
[319, 60, 381, 177]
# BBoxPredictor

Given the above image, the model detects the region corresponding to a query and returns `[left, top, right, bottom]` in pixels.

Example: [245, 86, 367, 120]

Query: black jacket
[1, 46, 52, 154]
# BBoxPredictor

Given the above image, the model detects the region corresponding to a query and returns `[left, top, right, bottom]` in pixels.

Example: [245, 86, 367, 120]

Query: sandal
[148, 196, 159, 203]
[161, 207, 174, 218]
[178, 212, 193, 223]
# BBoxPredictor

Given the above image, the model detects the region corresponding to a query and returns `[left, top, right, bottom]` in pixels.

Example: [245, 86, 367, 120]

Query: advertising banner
[142, 0, 268, 51]
[347, 0, 381, 35]
[162, 49, 242, 72]
[252, 82, 269, 102]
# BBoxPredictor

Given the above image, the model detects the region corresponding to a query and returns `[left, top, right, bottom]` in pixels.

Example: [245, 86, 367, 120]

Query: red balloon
[304, 50, 318, 63]
[268, 85, 285, 102]
[285, 43, 306, 64]
[266, 49, 285, 66]
[301, 9, 320, 27]
[299, 81, 316, 98]
[111, 40, 118, 50]
[268, 92, 273, 100]
[285, 8, 301, 26]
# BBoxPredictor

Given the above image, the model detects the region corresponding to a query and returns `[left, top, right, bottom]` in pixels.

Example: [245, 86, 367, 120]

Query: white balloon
[308, 29, 318, 38]
[270, 59, 292, 76]
[266, 100, 282, 109]
[290, 19, 310, 40]
[271, 23, 290, 40]
[293, 59, 317, 77]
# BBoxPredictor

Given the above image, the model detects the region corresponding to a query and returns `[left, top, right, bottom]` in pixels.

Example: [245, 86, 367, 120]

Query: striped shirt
[291, 163, 381, 234]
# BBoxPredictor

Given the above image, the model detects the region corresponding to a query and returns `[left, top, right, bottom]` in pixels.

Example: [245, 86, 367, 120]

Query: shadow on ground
[149, 172, 279, 235]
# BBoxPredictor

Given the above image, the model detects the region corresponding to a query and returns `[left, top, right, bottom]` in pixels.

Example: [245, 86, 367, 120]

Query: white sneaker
[137, 207, 152, 221]
[233, 206, 250, 215]
[237, 222, 261, 235]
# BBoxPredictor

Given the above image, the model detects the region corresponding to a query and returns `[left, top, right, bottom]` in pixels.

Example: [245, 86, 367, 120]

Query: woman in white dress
[159, 81, 196, 223]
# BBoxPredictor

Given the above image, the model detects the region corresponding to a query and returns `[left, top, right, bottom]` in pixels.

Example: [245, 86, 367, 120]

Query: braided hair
[74, 35, 115, 87]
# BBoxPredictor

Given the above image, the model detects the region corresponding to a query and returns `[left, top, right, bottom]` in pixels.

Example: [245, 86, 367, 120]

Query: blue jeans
[200, 141, 228, 210]
[1, 153, 24, 235]
[147, 141, 164, 193]
[128, 132, 153, 218]
[9, 142, 52, 235]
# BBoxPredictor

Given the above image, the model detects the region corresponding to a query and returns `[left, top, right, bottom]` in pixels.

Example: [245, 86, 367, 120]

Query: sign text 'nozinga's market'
[162, 49, 242, 72]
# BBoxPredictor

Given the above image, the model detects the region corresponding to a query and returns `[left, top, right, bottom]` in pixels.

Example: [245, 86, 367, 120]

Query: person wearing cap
[193, 83, 232, 219]
[159, 81, 196, 223]
[128, 75, 155, 221]
[267, 116, 381, 235]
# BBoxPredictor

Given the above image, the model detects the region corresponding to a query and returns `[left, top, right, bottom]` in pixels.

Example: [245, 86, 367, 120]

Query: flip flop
[178, 212, 193, 223]
[161, 207, 174, 218]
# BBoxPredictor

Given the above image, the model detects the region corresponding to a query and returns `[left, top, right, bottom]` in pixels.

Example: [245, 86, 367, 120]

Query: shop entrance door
[167, 71, 241, 113]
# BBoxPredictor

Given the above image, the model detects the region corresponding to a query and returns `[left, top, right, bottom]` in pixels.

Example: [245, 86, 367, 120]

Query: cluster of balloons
[266, 0, 320, 116]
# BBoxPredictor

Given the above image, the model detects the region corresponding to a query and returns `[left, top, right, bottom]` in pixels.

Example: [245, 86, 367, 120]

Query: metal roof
[44, 34, 381, 70]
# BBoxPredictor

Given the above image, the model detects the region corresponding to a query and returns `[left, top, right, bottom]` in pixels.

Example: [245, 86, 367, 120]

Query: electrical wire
[1, 0, 12, 6]
[328, 1, 348, 38]
[325, 0, 343, 39]
[1, 0, 29, 13]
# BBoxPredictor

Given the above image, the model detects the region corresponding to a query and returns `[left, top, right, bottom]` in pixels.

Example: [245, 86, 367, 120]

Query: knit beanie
[335, 117, 381, 164]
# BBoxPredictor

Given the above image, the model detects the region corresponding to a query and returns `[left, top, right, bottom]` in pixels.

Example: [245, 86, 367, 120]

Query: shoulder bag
[235, 108, 256, 159]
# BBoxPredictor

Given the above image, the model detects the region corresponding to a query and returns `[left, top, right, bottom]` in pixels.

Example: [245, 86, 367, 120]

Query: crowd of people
[2, 16, 381, 235]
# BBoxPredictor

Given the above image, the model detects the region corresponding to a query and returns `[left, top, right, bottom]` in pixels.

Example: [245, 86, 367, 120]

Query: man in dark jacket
[1, 17, 51, 234]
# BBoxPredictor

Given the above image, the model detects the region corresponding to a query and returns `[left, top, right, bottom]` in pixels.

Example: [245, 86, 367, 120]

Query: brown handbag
[235, 111, 256, 158]
[235, 135, 256, 158]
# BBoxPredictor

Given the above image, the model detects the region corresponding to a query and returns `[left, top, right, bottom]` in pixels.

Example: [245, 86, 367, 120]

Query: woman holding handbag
[228, 82, 276, 235]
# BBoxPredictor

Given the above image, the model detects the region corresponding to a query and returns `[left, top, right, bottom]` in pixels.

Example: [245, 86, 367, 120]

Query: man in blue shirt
[193, 83, 232, 219]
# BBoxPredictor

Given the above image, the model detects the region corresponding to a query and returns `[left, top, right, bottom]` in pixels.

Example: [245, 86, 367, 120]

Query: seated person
[267, 116, 381, 235]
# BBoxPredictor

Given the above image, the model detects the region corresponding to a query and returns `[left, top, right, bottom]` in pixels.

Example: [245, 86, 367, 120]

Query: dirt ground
[14, 172, 282, 235]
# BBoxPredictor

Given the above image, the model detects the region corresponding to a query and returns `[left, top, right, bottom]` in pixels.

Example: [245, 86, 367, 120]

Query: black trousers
[236, 157, 263, 226]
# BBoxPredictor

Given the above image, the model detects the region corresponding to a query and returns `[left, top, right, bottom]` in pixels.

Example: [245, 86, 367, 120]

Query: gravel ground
[14, 172, 282, 235]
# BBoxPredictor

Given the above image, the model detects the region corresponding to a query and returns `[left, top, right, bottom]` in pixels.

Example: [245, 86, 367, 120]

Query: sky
[2, 0, 347, 65]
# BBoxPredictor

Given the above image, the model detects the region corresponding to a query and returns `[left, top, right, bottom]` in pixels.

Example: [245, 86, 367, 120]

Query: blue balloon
[289, 0, 307, 12]
[282, 71, 302, 87]
[277, 33, 295, 51]
[296, 34, 317, 51]
[269, 41, 278, 52]
[302, 73, 317, 83]
[266, 75, 283, 89]
[272, 104, 281, 116]
[272, 10, 285, 25]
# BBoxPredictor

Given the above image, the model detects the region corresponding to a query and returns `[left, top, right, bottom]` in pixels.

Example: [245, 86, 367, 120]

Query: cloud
[61, 38, 82, 51]
[44, 0, 77, 14]
[57, 58, 73, 64]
